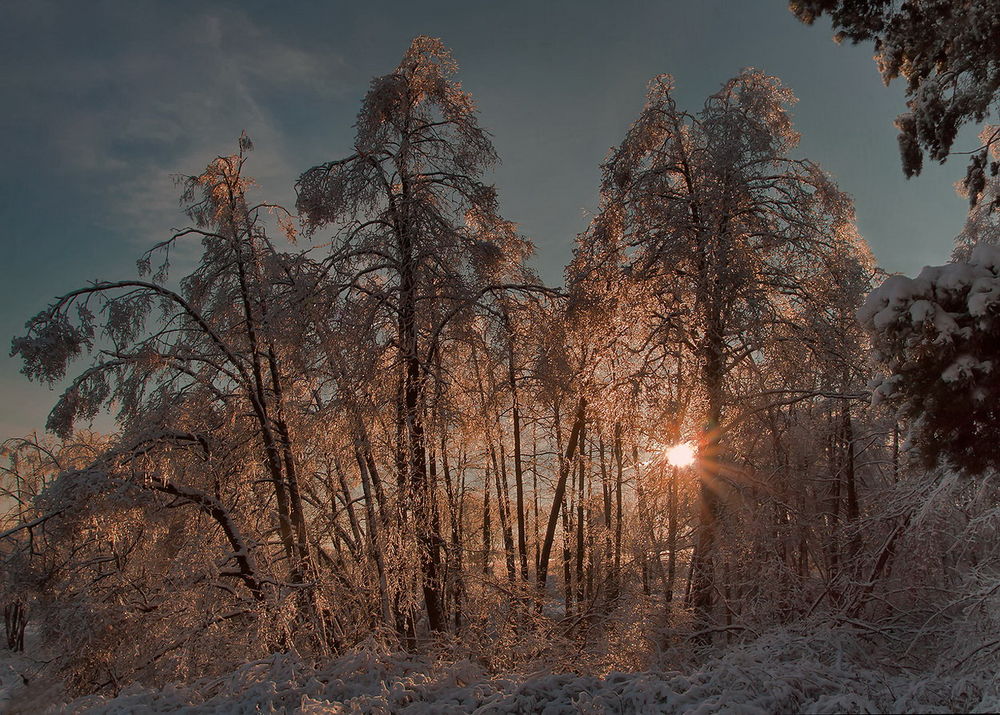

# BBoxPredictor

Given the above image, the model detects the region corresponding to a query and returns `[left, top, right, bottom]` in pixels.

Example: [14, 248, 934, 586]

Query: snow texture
[860, 245, 1000, 341]
[3, 627, 993, 714]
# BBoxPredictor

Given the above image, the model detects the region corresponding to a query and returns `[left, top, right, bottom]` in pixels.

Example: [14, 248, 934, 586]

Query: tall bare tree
[583, 70, 857, 632]
[296, 36, 535, 633]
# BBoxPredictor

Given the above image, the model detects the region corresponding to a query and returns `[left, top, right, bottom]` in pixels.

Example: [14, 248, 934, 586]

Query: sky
[0, 0, 983, 440]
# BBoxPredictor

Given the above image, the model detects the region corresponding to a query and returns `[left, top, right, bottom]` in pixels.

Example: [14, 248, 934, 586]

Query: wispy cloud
[3, 2, 349, 256]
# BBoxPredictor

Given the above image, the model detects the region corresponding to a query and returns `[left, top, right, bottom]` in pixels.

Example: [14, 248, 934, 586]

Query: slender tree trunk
[891, 420, 900, 483]
[4, 601, 26, 653]
[613, 424, 624, 597]
[666, 465, 678, 604]
[492, 444, 517, 582]
[575, 424, 587, 608]
[537, 397, 587, 590]
[827, 410, 842, 583]
[428, 445, 448, 627]
[440, 435, 464, 631]
[267, 350, 332, 652]
[532, 421, 540, 580]
[356, 442, 391, 627]
[226, 211, 300, 587]
[586, 461, 596, 606]
[599, 435, 613, 607]
[637, 445, 668, 598]
[562, 499, 573, 617]
[635, 446, 651, 598]
[334, 457, 363, 557]
[482, 468, 492, 576]
[843, 403, 860, 565]
[269, 351, 310, 567]
[398, 229, 445, 632]
[510, 344, 529, 581]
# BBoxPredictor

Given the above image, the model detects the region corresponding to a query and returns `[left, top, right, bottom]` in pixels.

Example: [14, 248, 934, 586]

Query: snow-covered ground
[4, 626, 998, 713]
[0, 648, 44, 713]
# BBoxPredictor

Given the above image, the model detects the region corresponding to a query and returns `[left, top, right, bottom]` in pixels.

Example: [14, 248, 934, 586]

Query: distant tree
[1, 433, 105, 530]
[0, 433, 105, 654]
[789, 0, 1000, 205]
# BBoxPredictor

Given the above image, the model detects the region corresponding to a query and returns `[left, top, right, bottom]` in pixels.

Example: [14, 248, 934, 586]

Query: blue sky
[0, 0, 981, 439]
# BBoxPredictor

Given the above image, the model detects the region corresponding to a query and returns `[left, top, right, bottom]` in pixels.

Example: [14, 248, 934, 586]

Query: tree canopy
[2, 32, 998, 710]
[790, 0, 1000, 205]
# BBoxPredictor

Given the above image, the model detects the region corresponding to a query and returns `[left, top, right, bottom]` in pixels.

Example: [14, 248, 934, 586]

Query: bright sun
[665, 442, 697, 467]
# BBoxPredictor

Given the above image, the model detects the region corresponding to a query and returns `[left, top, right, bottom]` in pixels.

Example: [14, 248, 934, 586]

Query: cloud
[1, 2, 357, 438]
[2, 2, 349, 255]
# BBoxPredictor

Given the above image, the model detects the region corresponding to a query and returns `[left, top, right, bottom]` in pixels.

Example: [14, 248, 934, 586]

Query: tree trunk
[492, 443, 517, 582]
[482, 469, 492, 576]
[599, 435, 613, 607]
[511, 375, 529, 581]
[441, 434, 464, 630]
[4, 601, 26, 653]
[844, 402, 860, 565]
[613, 424, 624, 598]
[398, 228, 445, 633]
[575, 422, 587, 608]
[666, 465, 678, 604]
[356, 442, 391, 627]
[691, 320, 724, 638]
[537, 397, 587, 590]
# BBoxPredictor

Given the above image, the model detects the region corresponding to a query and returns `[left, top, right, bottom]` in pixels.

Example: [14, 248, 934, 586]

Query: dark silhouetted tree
[790, 0, 1000, 205]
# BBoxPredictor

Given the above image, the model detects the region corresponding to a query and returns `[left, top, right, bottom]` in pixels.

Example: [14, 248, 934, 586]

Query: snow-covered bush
[859, 245, 1000, 473]
[5, 457, 281, 695]
[24, 624, 999, 713]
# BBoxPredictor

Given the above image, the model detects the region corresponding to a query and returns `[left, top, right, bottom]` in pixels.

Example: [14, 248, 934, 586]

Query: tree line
[0, 36, 963, 694]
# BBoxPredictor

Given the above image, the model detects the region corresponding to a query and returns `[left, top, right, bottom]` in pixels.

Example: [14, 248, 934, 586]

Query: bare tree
[296, 36, 536, 633]
[584, 70, 858, 633]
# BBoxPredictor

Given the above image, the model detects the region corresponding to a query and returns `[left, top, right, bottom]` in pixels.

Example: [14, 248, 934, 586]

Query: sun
[665, 442, 696, 467]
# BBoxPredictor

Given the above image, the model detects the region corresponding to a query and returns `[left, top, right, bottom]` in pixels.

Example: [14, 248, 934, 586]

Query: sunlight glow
[665, 442, 696, 468]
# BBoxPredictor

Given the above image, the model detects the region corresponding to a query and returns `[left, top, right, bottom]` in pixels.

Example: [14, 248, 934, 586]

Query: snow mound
[50, 628, 1000, 714]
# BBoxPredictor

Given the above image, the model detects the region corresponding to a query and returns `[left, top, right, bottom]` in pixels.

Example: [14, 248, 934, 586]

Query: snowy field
[3, 627, 998, 713]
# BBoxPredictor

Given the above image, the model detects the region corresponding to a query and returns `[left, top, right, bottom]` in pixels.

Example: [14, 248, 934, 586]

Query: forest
[3, 2, 1000, 712]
